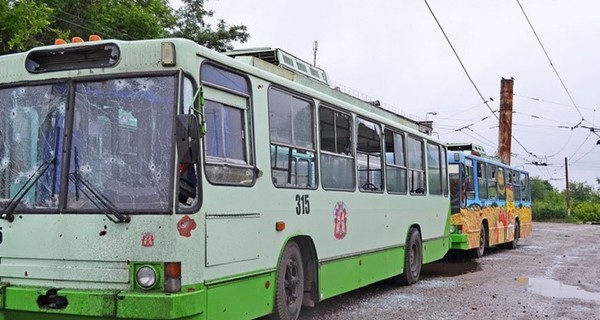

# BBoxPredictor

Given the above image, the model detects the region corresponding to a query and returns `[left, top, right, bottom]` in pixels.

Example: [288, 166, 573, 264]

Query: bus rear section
[448, 150, 532, 258]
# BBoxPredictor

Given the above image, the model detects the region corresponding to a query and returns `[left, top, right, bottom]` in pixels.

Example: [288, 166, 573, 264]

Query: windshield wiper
[0, 158, 55, 223]
[69, 172, 130, 224]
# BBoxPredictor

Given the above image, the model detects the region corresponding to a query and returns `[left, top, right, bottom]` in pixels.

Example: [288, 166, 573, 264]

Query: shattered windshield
[0, 75, 176, 214]
[0, 84, 66, 210]
[67, 77, 175, 211]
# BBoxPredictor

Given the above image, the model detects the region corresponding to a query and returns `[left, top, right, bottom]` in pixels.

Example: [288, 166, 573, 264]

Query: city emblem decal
[333, 201, 348, 240]
[141, 232, 154, 247]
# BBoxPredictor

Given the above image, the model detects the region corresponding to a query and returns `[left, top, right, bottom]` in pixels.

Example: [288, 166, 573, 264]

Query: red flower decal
[177, 215, 197, 237]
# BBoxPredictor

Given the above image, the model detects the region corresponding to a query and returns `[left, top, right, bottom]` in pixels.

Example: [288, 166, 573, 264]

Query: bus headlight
[136, 266, 157, 289]
[449, 225, 456, 234]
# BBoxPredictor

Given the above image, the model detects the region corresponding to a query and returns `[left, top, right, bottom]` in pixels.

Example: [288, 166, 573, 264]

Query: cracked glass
[67, 76, 175, 211]
[0, 84, 67, 211]
[0, 76, 177, 214]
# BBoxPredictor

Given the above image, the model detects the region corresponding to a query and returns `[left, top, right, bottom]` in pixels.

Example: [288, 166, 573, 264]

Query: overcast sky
[174, 0, 600, 190]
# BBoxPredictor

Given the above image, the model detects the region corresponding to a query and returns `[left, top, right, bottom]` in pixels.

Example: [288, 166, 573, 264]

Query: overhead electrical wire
[515, 94, 599, 113]
[432, 100, 495, 125]
[516, 0, 585, 121]
[458, 129, 497, 152]
[566, 131, 592, 164]
[571, 144, 598, 166]
[514, 1, 600, 179]
[466, 127, 497, 148]
[51, 8, 133, 40]
[512, 111, 578, 126]
[423, 0, 497, 120]
[423, 0, 540, 161]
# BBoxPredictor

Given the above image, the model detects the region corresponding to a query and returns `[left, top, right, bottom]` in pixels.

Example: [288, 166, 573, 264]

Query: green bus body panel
[116, 289, 205, 319]
[4, 287, 117, 317]
[319, 234, 448, 301]
[319, 247, 404, 300]
[0, 311, 204, 320]
[422, 236, 450, 264]
[422, 206, 452, 263]
[0, 286, 205, 319]
[206, 272, 275, 320]
[450, 233, 470, 250]
[0, 274, 276, 320]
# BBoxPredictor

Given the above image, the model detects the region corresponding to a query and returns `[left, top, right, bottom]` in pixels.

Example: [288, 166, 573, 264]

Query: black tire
[506, 221, 520, 249]
[468, 223, 486, 258]
[273, 241, 304, 320]
[393, 228, 422, 286]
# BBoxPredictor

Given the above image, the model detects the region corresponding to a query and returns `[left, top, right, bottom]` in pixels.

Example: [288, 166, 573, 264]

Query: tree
[38, 0, 176, 44]
[1, 0, 249, 55]
[0, 0, 58, 54]
[530, 178, 555, 202]
[567, 181, 600, 204]
[171, 0, 249, 52]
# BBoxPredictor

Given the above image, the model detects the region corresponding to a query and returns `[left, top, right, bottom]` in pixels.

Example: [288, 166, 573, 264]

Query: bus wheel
[469, 223, 486, 258]
[506, 221, 520, 249]
[273, 241, 304, 320]
[393, 228, 422, 286]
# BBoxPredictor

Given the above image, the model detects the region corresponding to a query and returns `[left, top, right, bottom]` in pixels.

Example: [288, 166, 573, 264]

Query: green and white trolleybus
[0, 37, 450, 319]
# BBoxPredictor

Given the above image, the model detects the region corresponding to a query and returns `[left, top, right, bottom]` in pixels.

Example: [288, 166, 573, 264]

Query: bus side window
[356, 118, 383, 192]
[442, 149, 448, 197]
[477, 162, 487, 200]
[200, 63, 254, 187]
[512, 171, 521, 203]
[268, 88, 316, 189]
[521, 173, 530, 202]
[487, 165, 497, 200]
[319, 106, 355, 190]
[384, 129, 407, 194]
[179, 77, 199, 207]
[465, 163, 475, 200]
[407, 136, 425, 195]
[426, 143, 442, 195]
[497, 167, 506, 201]
[448, 162, 461, 212]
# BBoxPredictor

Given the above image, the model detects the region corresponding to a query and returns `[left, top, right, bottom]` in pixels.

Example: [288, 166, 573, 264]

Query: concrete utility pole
[565, 157, 571, 216]
[498, 78, 514, 165]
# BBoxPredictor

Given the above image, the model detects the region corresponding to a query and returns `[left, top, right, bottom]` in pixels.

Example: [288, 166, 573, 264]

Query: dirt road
[298, 222, 600, 319]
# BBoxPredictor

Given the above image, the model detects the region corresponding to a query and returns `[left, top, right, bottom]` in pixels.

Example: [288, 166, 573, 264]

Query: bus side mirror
[176, 114, 200, 164]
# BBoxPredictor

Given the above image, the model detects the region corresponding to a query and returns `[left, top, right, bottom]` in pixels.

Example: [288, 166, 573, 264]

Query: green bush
[532, 201, 567, 220]
[572, 201, 600, 222]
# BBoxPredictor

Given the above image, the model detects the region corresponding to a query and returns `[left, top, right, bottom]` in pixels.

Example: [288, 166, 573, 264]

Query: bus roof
[0, 37, 442, 144]
[448, 151, 529, 174]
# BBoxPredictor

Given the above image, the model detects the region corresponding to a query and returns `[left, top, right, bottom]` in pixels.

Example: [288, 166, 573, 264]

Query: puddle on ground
[517, 277, 600, 302]
[421, 260, 482, 277]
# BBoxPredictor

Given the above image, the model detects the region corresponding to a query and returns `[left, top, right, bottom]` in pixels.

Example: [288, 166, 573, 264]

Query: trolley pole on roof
[313, 41, 318, 66]
[498, 78, 514, 165]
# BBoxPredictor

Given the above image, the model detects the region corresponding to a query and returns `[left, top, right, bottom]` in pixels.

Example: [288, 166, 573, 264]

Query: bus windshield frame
[0, 73, 179, 214]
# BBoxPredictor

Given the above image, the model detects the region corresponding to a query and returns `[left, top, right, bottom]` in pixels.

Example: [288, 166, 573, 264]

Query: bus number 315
[295, 194, 310, 215]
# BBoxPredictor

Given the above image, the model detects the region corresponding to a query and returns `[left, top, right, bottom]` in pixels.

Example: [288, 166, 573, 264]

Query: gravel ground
[298, 222, 600, 320]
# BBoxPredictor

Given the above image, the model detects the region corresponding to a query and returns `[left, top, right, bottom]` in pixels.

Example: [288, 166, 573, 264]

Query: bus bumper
[0, 283, 206, 320]
[450, 233, 470, 250]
